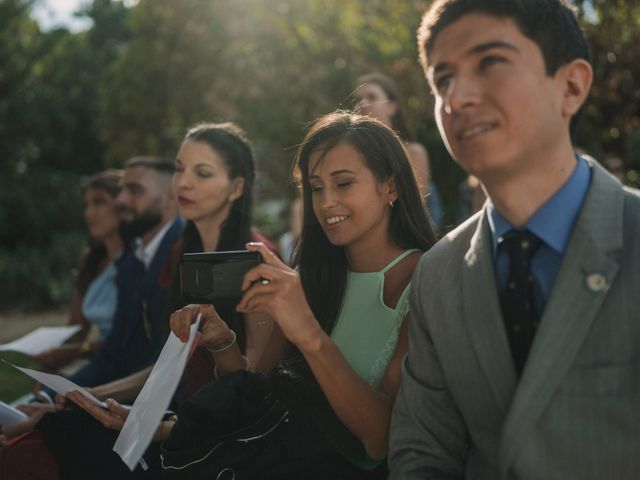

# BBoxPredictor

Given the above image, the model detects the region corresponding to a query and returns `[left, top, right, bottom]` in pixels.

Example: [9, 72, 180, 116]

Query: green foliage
[0, 0, 127, 310]
[0, 168, 85, 309]
[0, 231, 85, 309]
[1, 0, 639, 309]
[576, 0, 640, 157]
[0, 351, 38, 403]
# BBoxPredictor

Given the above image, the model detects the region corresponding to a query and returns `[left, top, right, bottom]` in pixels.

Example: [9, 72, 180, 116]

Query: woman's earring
[389, 199, 394, 208]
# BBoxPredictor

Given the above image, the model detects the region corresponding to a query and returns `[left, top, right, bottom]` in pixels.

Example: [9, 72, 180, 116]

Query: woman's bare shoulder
[383, 251, 423, 309]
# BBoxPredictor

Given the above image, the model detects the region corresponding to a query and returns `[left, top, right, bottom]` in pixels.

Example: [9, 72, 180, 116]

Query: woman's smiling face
[308, 141, 395, 252]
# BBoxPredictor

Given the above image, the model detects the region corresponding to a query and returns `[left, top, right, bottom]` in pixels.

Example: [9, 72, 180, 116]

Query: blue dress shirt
[82, 259, 119, 341]
[488, 156, 592, 303]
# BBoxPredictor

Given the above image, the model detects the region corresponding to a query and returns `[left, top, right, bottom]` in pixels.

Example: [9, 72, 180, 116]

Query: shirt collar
[134, 219, 174, 269]
[488, 156, 591, 255]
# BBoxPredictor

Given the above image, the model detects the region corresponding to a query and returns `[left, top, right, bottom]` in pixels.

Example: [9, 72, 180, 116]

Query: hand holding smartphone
[180, 250, 261, 304]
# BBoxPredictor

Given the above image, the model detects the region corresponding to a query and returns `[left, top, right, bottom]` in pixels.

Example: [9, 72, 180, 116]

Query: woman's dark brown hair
[294, 111, 436, 334]
[76, 169, 123, 296]
[166, 122, 257, 351]
[356, 73, 414, 142]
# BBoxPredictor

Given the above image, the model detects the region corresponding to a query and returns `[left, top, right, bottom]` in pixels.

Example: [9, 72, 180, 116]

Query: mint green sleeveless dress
[319, 249, 418, 469]
[330, 249, 418, 387]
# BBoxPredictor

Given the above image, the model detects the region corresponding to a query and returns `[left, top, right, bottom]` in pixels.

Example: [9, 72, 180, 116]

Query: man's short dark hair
[125, 156, 174, 176]
[418, 0, 591, 139]
[418, 0, 590, 74]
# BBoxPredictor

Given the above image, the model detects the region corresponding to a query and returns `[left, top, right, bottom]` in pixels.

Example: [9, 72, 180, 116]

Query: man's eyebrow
[309, 169, 356, 180]
[469, 40, 519, 55]
[431, 40, 520, 76]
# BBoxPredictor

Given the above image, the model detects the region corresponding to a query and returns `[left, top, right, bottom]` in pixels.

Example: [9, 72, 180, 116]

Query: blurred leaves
[0, 169, 85, 308]
[0, 351, 38, 402]
[577, 0, 640, 164]
[0, 0, 639, 309]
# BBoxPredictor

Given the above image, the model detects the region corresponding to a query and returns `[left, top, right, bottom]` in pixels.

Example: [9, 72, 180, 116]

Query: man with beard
[60, 156, 183, 389]
[10, 157, 181, 413]
[0, 157, 184, 476]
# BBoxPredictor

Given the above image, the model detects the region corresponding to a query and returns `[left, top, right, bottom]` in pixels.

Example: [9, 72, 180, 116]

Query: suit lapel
[462, 210, 518, 412]
[499, 161, 624, 476]
[122, 216, 184, 345]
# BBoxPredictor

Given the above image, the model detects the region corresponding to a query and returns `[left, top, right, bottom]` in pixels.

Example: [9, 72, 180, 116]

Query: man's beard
[119, 209, 164, 249]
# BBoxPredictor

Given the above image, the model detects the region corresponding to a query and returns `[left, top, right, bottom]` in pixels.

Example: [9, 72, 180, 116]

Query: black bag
[160, 369, 386, 480]
[38, 407, 162, 480]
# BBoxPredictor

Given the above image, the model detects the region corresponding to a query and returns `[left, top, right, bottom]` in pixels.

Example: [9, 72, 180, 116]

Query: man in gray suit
[389, 0, 640, 478]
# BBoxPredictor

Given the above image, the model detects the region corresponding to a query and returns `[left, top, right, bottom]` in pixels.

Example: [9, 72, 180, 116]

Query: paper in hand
[113, 314, 202, 471]
[0, 399, 28, 427]
[3, 361, 107, 408]
[0, 325, 82, 356]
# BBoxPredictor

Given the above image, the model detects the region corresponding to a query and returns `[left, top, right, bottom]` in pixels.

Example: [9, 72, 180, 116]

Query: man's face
[116, 165, 167, 241]
[426, 13, 567, 181]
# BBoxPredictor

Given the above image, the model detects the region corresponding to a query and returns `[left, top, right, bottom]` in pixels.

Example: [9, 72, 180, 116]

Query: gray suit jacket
[389, 160, 640, 479]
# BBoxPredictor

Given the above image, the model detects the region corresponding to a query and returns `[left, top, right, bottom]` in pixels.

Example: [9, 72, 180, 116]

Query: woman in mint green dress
[172, 111, 436, 475]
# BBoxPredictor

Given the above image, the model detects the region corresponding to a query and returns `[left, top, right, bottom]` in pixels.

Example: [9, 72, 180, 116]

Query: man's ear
[558, 59, 593, 118]
[228, 177, 245, 203]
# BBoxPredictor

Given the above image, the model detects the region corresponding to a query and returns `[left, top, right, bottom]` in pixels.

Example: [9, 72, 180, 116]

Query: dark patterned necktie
[498, 230, 543, 376]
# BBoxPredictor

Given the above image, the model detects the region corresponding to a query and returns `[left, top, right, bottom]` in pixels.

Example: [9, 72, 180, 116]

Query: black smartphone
[180, 250, 261, 304]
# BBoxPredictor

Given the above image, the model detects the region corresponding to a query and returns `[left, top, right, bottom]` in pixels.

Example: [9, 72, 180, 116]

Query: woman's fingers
[170, 304, 204, 342]
[105, 398, 129, 419]
[170, 303, 226, 346]
[240, 263, 285, 291]
[66, 391, 94, 411]
[177, 307, 194, 341]
[246, 242, 286, 268]
[237, 291, 271, 314]
[66, 391, 125, 430]
[237, 280, 278, 311]
[169, 309, 184, 341]
[66, 391, 102, 416]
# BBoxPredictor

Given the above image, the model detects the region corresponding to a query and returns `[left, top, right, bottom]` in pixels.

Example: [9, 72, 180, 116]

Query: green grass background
[0, 351, 38, 403]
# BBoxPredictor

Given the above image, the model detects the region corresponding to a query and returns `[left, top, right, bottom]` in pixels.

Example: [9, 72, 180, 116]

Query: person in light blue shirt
[31, 170, 123, 371]
[81, 260, 119, 342]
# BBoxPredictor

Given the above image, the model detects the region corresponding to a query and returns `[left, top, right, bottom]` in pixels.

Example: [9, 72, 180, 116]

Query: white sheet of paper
[3, 361, 108, 408]
[113, 315, 202, 471]
[0, 399, 28, 426]
[0, 325, 82, 356]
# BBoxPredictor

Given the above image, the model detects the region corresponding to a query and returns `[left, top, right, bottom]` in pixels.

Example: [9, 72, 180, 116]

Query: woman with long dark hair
[171, 112, 436, 477]
[167, 123, 285, 395]
[66, 121, 285, 433]
[0, 123, 284, 480]
[31, 169, 124, 371]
